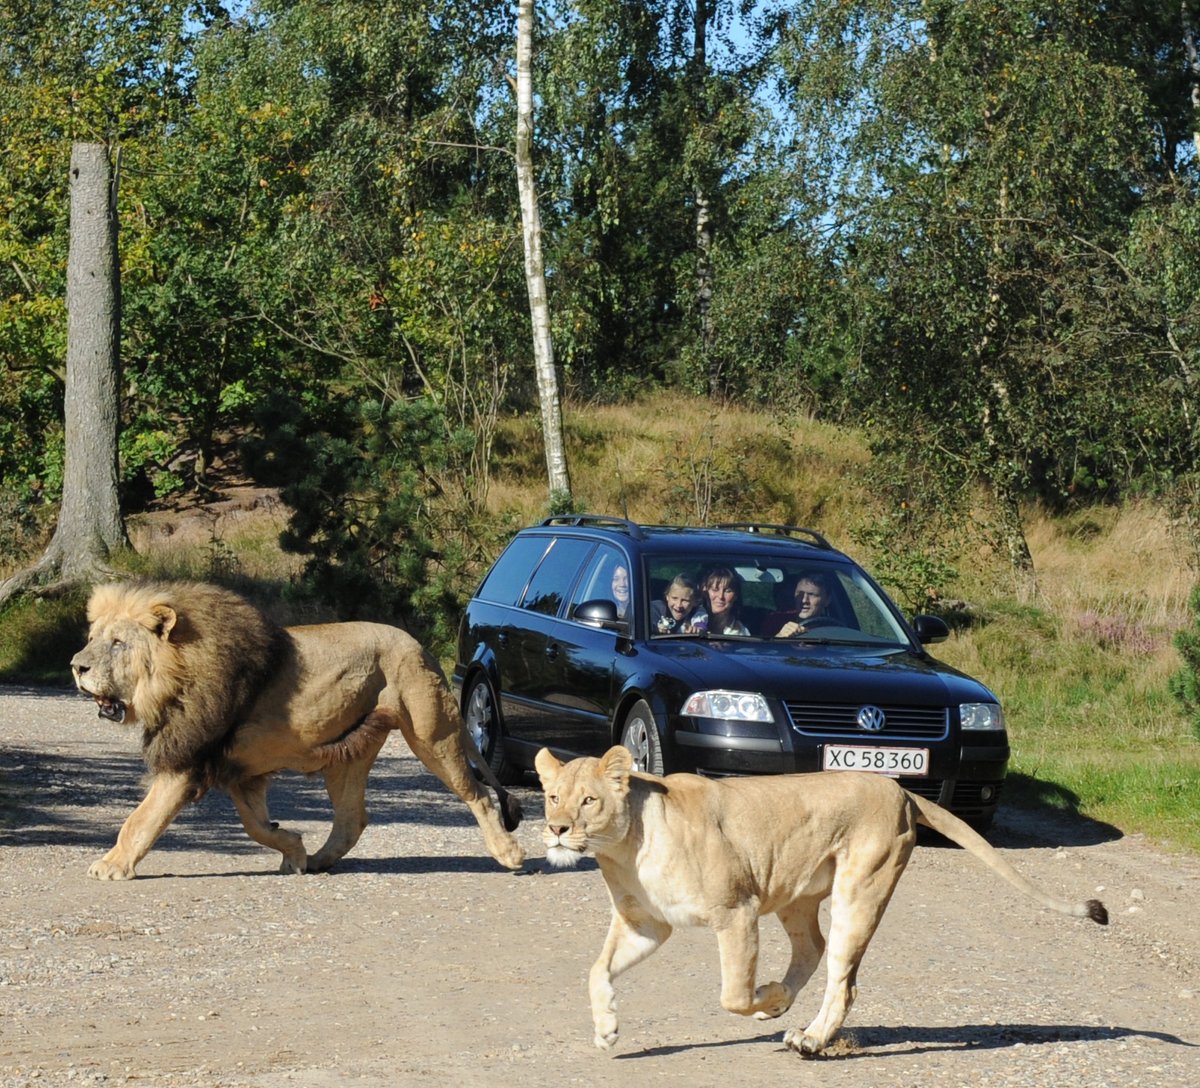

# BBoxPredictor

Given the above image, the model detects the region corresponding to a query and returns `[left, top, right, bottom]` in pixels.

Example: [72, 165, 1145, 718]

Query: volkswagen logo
[856, 705, 887, 733]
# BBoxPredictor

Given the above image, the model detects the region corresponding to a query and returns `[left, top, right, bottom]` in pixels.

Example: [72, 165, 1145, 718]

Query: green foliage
[849, 512, 960, 615]
[1169, 584, 1200, 740]
[0, 484, 49, 568]
[775, 0, 1194, 571]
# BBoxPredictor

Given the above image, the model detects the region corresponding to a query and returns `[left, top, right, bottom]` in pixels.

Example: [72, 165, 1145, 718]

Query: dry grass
[1026, 504, 1193, 629]
[489, 395, 873, 537]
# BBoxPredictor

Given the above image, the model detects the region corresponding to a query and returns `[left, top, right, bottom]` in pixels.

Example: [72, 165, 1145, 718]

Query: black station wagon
[452, 516, 1009, 829]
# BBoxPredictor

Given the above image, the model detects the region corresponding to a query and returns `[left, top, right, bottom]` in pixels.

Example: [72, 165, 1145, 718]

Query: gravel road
[1, 684, 1197, 1088]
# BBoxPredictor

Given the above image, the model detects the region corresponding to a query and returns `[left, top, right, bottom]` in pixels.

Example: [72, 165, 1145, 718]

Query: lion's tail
[457, 719, 523, 831]
[907, 792, 1108, 925]
[498, 789, 523, 832]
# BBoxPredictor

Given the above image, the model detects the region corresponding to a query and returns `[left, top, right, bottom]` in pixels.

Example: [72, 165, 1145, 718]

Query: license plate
[822, 744, 929, 777]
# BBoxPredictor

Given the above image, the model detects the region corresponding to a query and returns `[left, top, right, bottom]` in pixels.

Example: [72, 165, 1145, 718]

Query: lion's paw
[485, 831, 525, 871]
[88, 856, 136, 881]
[783, 1027, 825, 1059]
[277, 853, 308, 875]
[752, 981, 794, 1020]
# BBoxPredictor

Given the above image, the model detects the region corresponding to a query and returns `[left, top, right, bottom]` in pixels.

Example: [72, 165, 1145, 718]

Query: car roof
[525, 515, 852, 565]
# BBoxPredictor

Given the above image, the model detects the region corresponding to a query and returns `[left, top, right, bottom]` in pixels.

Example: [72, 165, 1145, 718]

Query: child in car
[651, 573, 700, 634]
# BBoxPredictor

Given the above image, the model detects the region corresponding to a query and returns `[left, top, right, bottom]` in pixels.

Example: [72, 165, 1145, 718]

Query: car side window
[474, 535, 553, 606]
[521, 537, 595, 616]
[569, 545, 631, 619]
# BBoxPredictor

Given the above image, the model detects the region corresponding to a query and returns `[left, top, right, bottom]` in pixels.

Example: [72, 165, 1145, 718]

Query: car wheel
[463, 676, 521, 785]
[620, 700, 665, 776]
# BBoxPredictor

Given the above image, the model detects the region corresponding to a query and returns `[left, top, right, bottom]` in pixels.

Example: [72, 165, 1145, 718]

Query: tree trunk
[995, 483, 1037, 599]
[0, 142, 127, 608]
[515, 0, 572, 506]
[692, 0, 716, 394]
[1184, 2, 1200, 161]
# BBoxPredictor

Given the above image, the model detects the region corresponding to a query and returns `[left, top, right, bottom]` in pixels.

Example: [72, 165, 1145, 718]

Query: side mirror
[911, 614, 950, 644]
[573, 598, 628, 631]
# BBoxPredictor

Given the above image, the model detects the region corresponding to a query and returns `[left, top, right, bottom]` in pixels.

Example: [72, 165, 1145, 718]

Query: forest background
[1, 1, 1199, 851]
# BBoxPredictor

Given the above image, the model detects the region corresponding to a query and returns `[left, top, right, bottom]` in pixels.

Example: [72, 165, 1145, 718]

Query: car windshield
[645, 555, 912, 646]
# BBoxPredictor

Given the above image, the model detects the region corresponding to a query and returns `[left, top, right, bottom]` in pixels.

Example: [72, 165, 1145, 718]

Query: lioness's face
[71, 616, 159, 725]
[536, 747, 633, 869]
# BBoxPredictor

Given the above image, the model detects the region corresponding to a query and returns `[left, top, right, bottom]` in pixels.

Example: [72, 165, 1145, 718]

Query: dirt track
[1, 684, 1198, 1087]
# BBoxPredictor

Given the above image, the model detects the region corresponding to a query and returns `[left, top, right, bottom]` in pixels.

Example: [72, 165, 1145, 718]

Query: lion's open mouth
[94, 697, 127, 723]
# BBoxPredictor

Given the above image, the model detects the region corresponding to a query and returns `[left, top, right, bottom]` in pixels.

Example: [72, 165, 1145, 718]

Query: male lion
[536, 745, 1107, 1058]
[70, 580, 524, 879]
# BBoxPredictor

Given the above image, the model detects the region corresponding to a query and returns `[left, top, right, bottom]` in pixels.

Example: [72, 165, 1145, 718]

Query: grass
[2, 392, 1198, 851]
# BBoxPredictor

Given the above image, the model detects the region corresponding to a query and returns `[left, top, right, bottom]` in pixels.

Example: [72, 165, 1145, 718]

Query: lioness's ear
[600, 746, 633, 793]
[534, 747, 562, 786]
[145, 604, 178, 640]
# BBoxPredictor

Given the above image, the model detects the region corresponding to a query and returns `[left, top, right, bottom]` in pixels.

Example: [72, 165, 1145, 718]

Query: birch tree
[515, 0, 572, 506]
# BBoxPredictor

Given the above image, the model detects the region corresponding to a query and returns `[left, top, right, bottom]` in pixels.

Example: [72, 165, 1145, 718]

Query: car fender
[609, 672, 680, 747]
[456, 643, 504, 717]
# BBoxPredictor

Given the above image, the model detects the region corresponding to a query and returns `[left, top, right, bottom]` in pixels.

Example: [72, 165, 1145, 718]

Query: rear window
[474, 535, 552, 606]
[520, 537, 596, 616]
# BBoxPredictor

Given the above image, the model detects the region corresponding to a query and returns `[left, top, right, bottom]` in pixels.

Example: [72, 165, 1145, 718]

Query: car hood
[646, 637, 998, 704]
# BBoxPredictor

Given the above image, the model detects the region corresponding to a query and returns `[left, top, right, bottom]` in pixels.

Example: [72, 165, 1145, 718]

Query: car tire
[620, 700, 665, 776]
[463, 676, 521, 785]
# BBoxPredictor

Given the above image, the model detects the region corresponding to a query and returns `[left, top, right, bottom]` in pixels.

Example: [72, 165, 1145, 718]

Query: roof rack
[715, 523, 834, 550]
[539, 514, 647, 541]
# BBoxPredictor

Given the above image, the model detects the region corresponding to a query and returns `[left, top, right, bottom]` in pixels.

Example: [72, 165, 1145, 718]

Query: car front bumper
[671, 722, 1009, 819]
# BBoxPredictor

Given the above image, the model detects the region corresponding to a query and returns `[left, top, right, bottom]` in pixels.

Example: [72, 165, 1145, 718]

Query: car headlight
[682, 690, 774, 723]
[960, 702, 1005, 731]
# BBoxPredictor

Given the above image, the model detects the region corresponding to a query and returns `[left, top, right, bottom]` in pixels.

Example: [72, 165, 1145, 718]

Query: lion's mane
[87, 580, 290, 784]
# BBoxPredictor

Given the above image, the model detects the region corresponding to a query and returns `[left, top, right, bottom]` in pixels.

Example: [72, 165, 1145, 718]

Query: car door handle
[497, 632, 508, 646]
[544, 644, 559, 660]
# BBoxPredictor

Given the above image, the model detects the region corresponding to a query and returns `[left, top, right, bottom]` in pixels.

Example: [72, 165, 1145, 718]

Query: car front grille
[898, 778, 946, 802]
[884, 779, 1003, 815]
[784, 702, 950, 740]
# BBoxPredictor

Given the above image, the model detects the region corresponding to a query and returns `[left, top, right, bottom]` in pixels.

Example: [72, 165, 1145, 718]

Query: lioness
[537, 745, 1107, 1058]
[71, 580, 525, 879]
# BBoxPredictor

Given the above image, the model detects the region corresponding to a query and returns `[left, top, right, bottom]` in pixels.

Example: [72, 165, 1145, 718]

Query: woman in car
[689, 567, 750, 635]
[611, 563, 631, 619]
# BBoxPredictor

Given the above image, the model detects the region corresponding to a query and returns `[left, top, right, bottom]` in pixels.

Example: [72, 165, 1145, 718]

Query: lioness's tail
[908, 793, 1108, 925]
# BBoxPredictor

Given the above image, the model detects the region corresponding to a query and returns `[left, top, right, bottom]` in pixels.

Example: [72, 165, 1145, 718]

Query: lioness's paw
[88, 855, 136, 880]
[592, 1011, 619, 1051]
[752, 981, 794, 1019]
[593, 1029, 619, 1051]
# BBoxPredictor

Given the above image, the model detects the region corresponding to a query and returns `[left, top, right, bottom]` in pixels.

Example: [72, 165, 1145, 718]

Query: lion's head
[71, 582, 190, 726]
[535, 746, 637, 869]
[71, 581, 289, 775]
